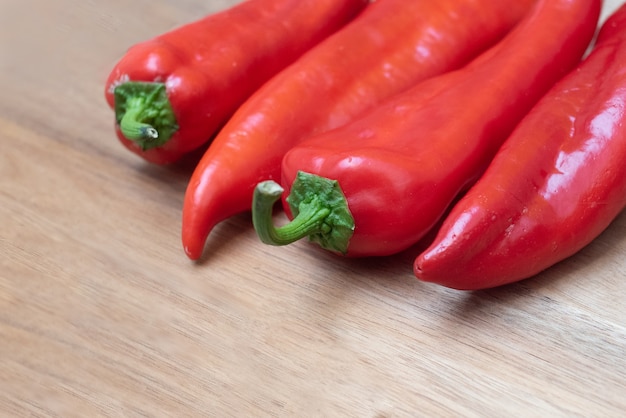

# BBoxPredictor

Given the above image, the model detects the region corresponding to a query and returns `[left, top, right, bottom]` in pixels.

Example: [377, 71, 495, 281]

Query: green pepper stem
[119, 101, 159, 141]
[252, 180, 330, 246]
[113, 81, 178, 150]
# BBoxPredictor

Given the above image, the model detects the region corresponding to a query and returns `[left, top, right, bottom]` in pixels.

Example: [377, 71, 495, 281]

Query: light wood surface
[2, 0, 625, 416]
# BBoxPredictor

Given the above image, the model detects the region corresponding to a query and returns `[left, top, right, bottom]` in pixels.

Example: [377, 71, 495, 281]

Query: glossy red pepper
[104, 0, 367, 164]
[414, 3, 626, 290]
[252, 0, 601, 257]
[181, 0, 534, 260]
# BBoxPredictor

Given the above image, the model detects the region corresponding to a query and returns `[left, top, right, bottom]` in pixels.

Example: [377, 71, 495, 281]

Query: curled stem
[252, 172, 355, 254]
[252, 180, 330, 246]
[119, 102, 159, 141]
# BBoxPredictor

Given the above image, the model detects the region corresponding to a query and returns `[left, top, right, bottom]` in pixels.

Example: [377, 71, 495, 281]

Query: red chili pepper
[414, 4, 626, 290]
[181, 0, 534, 260]
[104, 0, 368, 164]
[252, 0, 601, 258]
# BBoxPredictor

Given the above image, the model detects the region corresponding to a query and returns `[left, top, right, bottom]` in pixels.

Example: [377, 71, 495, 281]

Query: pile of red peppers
[105, 0, 626, 290]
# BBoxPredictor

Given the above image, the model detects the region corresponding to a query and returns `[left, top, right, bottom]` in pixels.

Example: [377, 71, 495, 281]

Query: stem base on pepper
[252, 171, 354, 254]
[114, 81, 178, 150]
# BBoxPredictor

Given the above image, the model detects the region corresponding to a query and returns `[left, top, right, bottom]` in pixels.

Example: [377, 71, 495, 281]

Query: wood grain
[1, 0, 625, 416]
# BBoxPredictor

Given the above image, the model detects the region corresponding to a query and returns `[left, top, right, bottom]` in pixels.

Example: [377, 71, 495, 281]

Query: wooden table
[2, 0, 625, 416]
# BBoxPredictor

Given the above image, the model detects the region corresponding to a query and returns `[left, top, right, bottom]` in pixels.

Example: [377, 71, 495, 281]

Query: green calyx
[114, 81, 178, 150]
[252, 171, 354, 254]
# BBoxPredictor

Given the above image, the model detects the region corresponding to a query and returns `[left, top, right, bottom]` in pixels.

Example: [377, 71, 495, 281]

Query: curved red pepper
[104, 0, 368, 164]
[252, 0, 601, 257]
[181, 0, 534, 260]
[414, 4, 626, 290]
